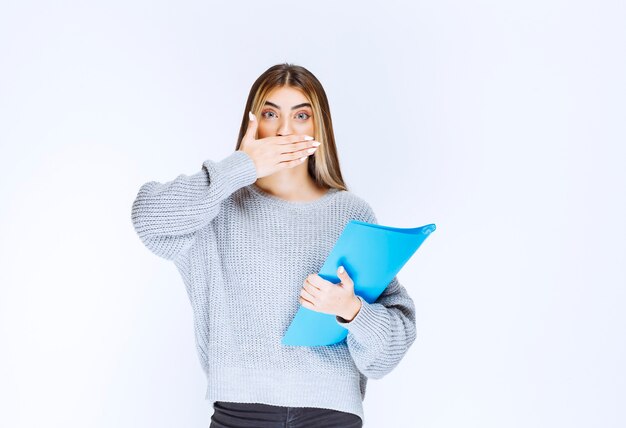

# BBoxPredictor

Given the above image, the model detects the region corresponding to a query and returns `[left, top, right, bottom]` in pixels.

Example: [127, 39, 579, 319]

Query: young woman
[131, 63, 417, 427]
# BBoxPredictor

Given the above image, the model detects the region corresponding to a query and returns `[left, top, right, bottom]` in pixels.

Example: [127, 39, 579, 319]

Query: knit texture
[130, 150, 417, 422]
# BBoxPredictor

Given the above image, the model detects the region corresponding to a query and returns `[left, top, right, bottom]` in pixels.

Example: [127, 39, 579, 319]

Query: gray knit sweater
[130, 150, 417, 422]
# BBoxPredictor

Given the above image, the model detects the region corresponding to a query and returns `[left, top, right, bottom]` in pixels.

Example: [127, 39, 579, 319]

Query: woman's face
[256, 86, 315, 140]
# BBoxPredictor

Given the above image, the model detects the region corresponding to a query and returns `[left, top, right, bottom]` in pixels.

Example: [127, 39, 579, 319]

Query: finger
[276, 134, 315, 145]
[305, 276, 322, 290]
[280, 140, 320, 155]
[336, 265, 352, 286]
[301, 287, 316, 302]
[244, 111, 258, 140]
[278, 150, 312, 166]
[277, 156, 308, 168]
[303, 282, 320, 298]
[306, 274, 327, 289]
[299, 296, 314, 307]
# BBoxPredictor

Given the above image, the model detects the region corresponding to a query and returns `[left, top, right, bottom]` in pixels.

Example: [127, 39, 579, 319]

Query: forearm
[131, 151, 257, 260]
[132, 151, 257, 239]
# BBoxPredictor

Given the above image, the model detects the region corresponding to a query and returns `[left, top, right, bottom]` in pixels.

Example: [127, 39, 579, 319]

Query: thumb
[337, 265, 353, 288]
[245, 111, 259, 142]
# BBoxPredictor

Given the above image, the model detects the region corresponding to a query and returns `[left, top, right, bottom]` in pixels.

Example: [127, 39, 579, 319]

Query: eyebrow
[264, 101, 312, 110]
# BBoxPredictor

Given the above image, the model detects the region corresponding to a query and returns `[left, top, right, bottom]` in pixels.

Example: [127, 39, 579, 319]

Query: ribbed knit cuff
[205, 150, 258, 195]
[335, 295, 390, 344]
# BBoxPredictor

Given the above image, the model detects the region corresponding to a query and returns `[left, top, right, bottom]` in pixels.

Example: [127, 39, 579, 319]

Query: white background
[1, 1, 624, 427]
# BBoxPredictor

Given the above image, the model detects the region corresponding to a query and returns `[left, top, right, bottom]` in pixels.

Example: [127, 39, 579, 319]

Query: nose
[276, 117, 293, 136]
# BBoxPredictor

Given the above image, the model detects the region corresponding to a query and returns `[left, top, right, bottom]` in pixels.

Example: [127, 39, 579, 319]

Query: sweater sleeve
[131, 150, 257, 261]
[335, 203, 417, 379]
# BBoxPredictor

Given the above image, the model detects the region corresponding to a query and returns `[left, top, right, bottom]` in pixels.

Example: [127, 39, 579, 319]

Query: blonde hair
[234, 63, 348, 191]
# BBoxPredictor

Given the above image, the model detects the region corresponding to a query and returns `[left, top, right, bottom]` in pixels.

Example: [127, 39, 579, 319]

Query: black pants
[210, 401, 363, 428]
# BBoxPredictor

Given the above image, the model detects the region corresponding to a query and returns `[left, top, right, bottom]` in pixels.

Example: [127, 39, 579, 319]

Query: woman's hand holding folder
[299, 265, 363, 322]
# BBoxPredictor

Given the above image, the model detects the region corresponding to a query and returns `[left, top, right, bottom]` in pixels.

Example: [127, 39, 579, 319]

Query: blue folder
[281, 220, 436, 346]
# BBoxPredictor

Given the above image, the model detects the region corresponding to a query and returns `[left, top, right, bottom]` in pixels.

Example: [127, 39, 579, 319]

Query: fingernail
[307, 148, 317, 154]
[312, 141, 321, 147]
[338, 266, 344, 274]
[249, 111, 255, 121]
[304, 135, 314, 140]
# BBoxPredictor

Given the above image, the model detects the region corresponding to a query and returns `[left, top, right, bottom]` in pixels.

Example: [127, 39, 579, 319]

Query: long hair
[234, 63, 348, 191]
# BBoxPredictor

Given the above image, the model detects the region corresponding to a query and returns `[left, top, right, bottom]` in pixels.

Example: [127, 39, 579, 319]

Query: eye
[261, 110, 311, 120]
[296, 112, 311, 120]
